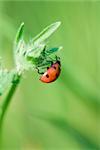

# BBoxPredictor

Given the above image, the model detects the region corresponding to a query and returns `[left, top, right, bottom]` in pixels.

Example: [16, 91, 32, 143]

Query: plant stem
[0, 74, 21, 129]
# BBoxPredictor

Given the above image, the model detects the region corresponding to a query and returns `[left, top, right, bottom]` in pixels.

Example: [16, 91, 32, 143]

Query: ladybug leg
[50, 61, 53, 66]
[47, 67, 49, 69]
[46, 60, 53, 66]
[36, 67, 44, 75]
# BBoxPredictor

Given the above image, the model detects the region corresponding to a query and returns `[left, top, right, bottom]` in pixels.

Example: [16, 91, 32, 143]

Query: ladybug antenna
[55, 55, 60, 60]
[55, 56, 60, 65]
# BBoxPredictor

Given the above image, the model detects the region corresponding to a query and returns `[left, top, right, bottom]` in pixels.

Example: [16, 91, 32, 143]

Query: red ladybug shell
[40, 61, 61, 83]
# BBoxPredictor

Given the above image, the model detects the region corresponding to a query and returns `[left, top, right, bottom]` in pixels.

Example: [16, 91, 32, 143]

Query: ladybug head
[56, 60, 61, 65]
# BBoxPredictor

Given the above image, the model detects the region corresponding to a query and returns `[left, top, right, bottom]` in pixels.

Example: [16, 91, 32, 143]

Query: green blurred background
[0, 1, 99, 150]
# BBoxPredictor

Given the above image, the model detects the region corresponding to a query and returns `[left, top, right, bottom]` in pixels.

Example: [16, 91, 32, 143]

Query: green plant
[0, 22, 62, 131]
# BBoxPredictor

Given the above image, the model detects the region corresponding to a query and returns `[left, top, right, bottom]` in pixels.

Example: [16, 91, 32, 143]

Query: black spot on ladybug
[56, 73, 58, 77]
[46, 74, 49, 78]
[53, 66, 56, 69]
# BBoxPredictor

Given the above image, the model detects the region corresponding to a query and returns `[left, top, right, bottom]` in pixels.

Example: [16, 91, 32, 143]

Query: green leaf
[0, 69, 14, 95]
[46, 46, 62, 56]
[27, 43, 46, 58]
[14, 22, 24, 46]
[26, 22, 61, 61]
[13, 22, 61, 73]
[32, 21, 61, 45]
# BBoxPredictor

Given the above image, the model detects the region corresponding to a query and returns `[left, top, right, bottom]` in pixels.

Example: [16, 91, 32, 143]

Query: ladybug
[40, 60, 61, 83]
